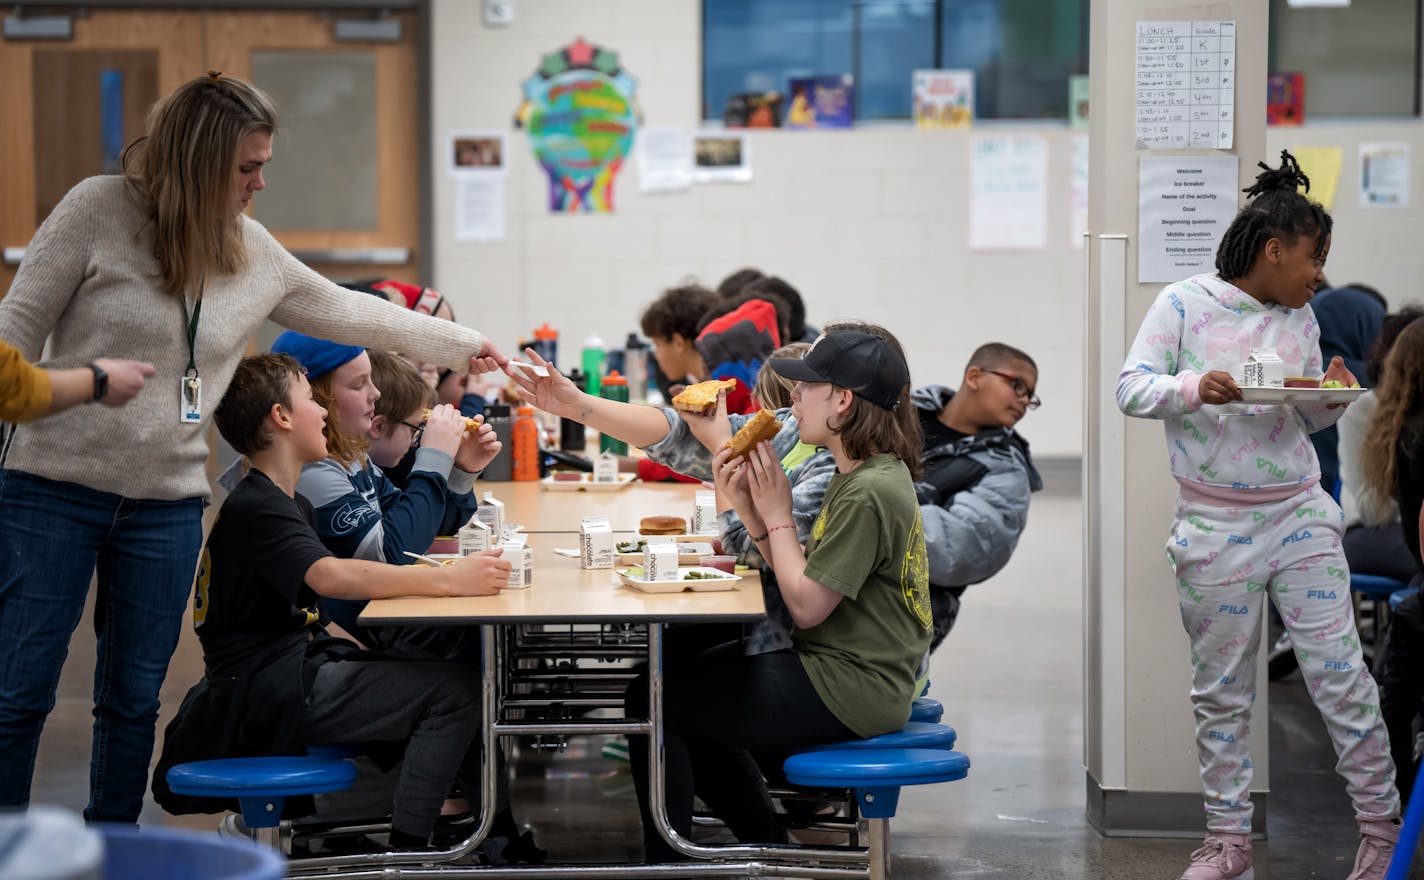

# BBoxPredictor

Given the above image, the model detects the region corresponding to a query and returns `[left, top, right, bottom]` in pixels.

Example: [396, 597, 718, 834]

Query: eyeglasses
[400, 420, 425, 447]
[983, 369, 1041, 409]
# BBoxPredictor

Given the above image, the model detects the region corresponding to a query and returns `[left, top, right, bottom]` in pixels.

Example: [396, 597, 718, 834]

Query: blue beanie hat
[270, 330, 364, 381]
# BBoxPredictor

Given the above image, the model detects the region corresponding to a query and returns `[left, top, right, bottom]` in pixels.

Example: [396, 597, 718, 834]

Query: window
[702, 0, 1089, 121]
[1268, 0, 1419, 118]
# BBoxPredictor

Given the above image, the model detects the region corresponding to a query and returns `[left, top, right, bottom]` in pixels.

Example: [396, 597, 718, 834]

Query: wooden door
[0, 7, 422, 296]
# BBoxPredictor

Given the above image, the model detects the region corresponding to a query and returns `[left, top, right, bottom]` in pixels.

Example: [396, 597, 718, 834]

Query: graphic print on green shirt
[797, 454, 932, 738]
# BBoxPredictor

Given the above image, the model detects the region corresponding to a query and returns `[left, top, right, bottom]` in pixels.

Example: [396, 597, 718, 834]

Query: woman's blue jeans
[0, 469, 202, 823]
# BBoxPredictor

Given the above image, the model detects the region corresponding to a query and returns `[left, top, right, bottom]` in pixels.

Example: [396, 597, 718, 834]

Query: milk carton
[692, 490, 717, 535]
[500, 541, 533, 588]
[593, 451, 619, 483]
[643, 539, 680, 582]
[475, 492, 505, 536]
[457, 517, 493, 555]
[1242, 348, 1284, 388]
[579, 516, 614, 569]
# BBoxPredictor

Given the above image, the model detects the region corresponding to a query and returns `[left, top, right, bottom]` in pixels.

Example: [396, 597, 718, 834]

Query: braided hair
[1214, 150, 1332, 282]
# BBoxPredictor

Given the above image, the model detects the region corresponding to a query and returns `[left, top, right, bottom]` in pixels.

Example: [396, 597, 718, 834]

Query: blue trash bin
[99, 825, 283, 880]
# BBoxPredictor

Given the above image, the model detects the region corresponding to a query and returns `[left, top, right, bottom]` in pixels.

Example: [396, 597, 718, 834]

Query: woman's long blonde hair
[122, 73, 277, 298]
[1362, 318, 1424, 504]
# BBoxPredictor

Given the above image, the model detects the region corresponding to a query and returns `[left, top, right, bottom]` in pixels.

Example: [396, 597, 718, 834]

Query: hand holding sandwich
[454, 417, 502, 474]
[676, 387, 733, 453]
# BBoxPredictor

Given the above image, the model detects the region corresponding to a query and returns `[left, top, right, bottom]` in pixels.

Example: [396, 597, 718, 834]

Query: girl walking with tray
[1118, 150, 1401, 880]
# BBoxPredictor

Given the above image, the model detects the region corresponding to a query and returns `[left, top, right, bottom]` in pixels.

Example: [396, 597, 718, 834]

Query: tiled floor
[26, 476, 1424, 877]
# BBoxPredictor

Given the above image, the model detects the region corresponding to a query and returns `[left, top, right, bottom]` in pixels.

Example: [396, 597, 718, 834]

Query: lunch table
[476, 479, 709, 534]
[287, 538, 874, 879]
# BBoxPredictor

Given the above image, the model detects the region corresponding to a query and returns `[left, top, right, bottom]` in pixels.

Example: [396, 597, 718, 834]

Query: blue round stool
[808, 721, 957, 752]
[785, 747, 970, 878]
[908, 697, 943, 724]
[167, 756, 357, 851]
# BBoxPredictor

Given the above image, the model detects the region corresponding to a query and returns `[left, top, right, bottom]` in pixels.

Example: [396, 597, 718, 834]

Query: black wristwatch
[87, 362, 108, 401]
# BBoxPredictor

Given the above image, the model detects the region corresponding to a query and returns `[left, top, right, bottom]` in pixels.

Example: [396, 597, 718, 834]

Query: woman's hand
[1198, 370, 1243, 405]
[441, 548, 510, 596]
[422, 404, 467, 457]
[678, 391, 733, 453]
[469, 339, 507, 375]
[455, 418, 502, 473]
[504, 347, 585, 418]
[744, 441, 792, 525]
[711, 445, 754, 518]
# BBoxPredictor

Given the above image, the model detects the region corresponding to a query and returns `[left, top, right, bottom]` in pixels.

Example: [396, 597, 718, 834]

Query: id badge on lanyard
[181, 293, 203, 423]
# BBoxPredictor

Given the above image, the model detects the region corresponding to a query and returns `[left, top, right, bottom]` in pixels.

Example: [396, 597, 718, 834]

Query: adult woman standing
[0, 72, 504, 823]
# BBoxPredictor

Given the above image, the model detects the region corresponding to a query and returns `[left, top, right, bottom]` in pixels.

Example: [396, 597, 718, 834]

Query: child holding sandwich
[624, 329, 932, 859]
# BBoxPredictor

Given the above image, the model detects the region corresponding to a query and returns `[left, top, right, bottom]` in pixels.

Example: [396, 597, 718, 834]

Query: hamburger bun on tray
[721, 409, 780, 463]
[639, 515, 687, 536]
[671, 379, 737, 415]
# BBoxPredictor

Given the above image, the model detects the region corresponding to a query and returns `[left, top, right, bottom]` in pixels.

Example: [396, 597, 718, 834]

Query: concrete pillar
[1083, 0, 1269, 837]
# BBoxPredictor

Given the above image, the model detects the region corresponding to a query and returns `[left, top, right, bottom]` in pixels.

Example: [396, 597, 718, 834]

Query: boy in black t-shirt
[155, 353, 511, 850]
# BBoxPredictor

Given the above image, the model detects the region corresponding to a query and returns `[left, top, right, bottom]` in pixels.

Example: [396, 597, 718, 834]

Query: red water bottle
[512, 406, 540, 481]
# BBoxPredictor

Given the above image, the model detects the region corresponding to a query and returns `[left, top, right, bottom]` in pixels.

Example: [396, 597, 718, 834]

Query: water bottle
[482, 404, 513, 481]
[560, 368, 587, 451]
[581, 335, 605, 395]
[623, 333, 649, 402]
[512, 406, 541, 481]
[599, 370, 629, 455]
[532, 322, 558, 369]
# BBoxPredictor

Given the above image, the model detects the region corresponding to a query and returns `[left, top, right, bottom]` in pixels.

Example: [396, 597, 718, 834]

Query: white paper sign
[453, 177, 506, 243]
[1136, 20, 1235, 150]
[969, 135, 1048, 251]
[636, 127, 692, 193]
[1138, 155, 1238, 283]
[1360, 143, 1410, 207]
[1070, 134, 1089, 250]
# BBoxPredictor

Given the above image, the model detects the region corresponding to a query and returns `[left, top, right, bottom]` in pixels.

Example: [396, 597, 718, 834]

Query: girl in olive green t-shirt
[625, 329, 933, 861]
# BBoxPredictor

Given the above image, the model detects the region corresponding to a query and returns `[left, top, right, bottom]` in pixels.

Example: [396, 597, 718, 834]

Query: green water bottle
[599, 370, 629, 454]
[581, 335, 605, 395]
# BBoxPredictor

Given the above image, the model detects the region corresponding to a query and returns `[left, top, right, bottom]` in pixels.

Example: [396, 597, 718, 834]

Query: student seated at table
[154, 353, 511, 852]
[630, 330, 931, 859]
[267, 333, 496, 649]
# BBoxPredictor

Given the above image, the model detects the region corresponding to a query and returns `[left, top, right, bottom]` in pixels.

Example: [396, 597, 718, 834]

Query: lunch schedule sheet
[1135, 20, 1236, 151]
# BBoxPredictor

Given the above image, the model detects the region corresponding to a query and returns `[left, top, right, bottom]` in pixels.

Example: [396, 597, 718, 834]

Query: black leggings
[625, 643, 855, 862]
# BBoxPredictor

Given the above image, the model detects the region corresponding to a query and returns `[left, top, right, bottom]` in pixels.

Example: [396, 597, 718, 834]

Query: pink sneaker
[1344, 818, 1400, 880]
[1179, 833, 1254, 880]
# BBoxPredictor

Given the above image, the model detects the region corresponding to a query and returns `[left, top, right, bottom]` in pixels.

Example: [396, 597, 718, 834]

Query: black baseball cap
[768, 330, 909, 410]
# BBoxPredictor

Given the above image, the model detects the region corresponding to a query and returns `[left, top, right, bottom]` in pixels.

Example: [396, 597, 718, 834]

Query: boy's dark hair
[640, 283, 720, 341]
[215, 353, 305, 457]
[821, 320, 923, 479]
[697, 289, 792, 343]
[967, 342, 1038, 374]
[717, 267, 765, 298]
[743, 276, 806, 340]
[1367, 306, 1424, 385]
[1215, 149, 1333, 282]
[369, 350, 435, 423]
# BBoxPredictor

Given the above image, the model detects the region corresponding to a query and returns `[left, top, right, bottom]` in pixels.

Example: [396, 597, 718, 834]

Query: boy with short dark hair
[154, 353, 510, 850]
[912, 342, 1043, 648]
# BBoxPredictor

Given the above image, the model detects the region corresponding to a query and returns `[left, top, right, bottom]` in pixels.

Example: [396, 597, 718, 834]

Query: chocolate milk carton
[475, 491, 505, 536]
[500, 540, 533, 588]
[457, 517, 492, 555]
[692, 490, 717, 535]
[1242, 348, 1284, 388]
[579, 516, 614, 569]
[643, 539, 680, 582]
[593, 451, 619, 483]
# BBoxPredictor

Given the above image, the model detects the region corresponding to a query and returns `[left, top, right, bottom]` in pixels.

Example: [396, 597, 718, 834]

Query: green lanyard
[182, 294, 202, 377]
